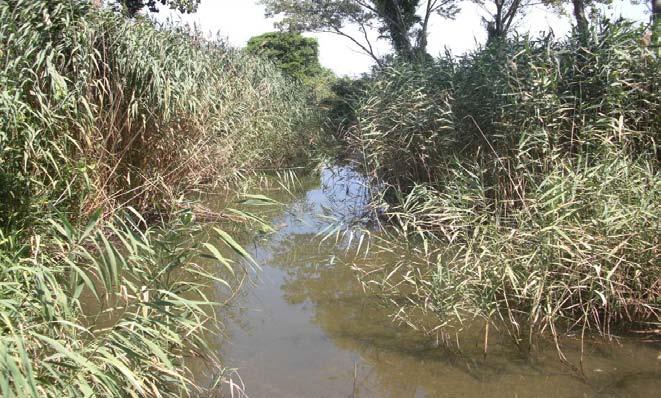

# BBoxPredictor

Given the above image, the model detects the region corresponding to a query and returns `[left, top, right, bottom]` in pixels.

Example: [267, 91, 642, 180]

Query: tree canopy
[260, 0, 459, 64]
[247, 32, 324, 81]
[117, 0, 201, 16]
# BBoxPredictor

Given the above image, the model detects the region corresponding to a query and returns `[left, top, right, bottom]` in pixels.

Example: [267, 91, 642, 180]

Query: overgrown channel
[1, 1, 659, 397]
[196, 164, 659, 397]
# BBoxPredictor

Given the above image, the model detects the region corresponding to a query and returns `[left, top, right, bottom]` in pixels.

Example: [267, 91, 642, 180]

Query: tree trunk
[485, 0, 523, 45]
[652, 0, 661, 51]
[572, 0, 589, 43]
[374, 0, 418, 58]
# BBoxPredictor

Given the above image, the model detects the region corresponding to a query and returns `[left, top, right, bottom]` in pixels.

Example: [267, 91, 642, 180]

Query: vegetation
[246, 31, 335, 96]
[261, 0, 459, 64]
[1, 0, 319, 229]
[115, 0, 201, 16]
[344, 21, 660, 350]
[0, 0, 320, 396]
[247, 32, 323, 81]
[473, 0, 531, 42]
[0, 210, 238, 397]
[1, 0, 658, 395]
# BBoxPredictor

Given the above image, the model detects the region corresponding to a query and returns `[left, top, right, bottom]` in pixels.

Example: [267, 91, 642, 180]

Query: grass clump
[346, 21, 660, 345]
[0, 209, 238, 397]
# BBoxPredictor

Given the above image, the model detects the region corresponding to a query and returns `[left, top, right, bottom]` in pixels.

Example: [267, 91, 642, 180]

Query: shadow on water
[196, 162, 660, 398]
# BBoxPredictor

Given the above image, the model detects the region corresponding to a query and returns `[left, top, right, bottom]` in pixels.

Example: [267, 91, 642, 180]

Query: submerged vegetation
[0, 0, 319, 396]
[344, 21, 660, 348]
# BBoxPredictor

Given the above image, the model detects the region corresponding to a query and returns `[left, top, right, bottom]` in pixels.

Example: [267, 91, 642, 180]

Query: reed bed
[0, 208, 254, 397]
[347, 21, 660, 348]
[0, 0, 320, 229]
[0, 1, 320, 396]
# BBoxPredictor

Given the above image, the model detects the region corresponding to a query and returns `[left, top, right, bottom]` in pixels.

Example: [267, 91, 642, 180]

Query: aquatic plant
[0, 1, 320, 396]
[0, 208, 249, 397]
[0, 0, 320, 230]
[348, 21, 660, 348]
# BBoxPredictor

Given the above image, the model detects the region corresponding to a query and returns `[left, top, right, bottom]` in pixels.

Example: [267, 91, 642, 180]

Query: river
[194, 162, 660, 398]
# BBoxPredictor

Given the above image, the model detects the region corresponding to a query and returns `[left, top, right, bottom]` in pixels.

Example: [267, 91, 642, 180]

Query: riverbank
[1, 2, 658, 397]
[197, 163, 660, 397]
[0, 2, 321, 396]
[337, 20, 660, 348]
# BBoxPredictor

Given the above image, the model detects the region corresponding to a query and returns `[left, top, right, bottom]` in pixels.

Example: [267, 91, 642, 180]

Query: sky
[155, 1, 652, 76]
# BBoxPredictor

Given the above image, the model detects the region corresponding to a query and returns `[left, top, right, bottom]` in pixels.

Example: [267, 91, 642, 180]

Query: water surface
[201, 164, 660, 398]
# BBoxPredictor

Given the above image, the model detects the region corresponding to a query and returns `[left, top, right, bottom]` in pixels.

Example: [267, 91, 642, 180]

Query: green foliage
[0, 2, 321, 395]
[0, 0, 320, 229]
[246, 31, 326, 83]
[347, 21, 660, 343]
[0, 209, 242, 397]
[351, 61, 454, 190]
[117, 0, 201, 16]
[373, 0, 422, 55]
[260, 0, 458, 62]
[321, 77, 372, 138]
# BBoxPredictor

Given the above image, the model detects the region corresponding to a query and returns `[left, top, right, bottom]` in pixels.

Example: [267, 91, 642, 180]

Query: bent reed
[0, 1, 320, 396]
[346, 21, 660, 350]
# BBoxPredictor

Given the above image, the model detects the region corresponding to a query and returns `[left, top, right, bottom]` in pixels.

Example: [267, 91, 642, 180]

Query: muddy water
[201, 164, 660, 398]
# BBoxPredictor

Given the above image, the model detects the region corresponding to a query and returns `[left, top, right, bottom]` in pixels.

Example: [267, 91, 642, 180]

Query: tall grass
[0, 209, 248, 397]
[0, 0, 320, 229]
[347, 21, 660, 348]
[0, 1, 320, 396]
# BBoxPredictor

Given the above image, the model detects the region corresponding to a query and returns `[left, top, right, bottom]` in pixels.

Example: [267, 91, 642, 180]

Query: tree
[374, 0, 421, 56]
[117, 0, 201, 17]
[247, 32, 324, 81]
[543, 0, 613, 42]
[260, 0, 459, 65]
[571, 0, 590, 39]
[473, 0, 532, 43]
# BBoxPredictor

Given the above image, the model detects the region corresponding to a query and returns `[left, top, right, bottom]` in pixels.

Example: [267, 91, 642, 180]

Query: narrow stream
[200, 163, 660, 398]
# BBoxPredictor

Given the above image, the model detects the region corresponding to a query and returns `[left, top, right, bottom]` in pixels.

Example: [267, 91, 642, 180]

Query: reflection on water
[201, 164, 660, 398]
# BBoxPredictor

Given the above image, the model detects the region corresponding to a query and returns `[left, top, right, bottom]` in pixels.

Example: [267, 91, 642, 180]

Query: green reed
[0, 208, 254, 397]
[347, 21, 659, 348]
[0, 1, 321, 396]
[0, 0, 320, 229]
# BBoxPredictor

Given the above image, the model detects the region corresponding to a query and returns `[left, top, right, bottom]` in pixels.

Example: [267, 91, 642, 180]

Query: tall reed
[0, 1, 319, 396]
[347, 21, 660, 345]
[0, 0, 320, 229]
[0, 208, 249, 397]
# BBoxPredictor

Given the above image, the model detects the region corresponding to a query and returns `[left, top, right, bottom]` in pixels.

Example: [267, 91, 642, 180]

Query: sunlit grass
[0, 0, 320, 229]
[0, 208, 253, 397]
[347, 21, 660, 351]
[0, 1, 321, 396]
